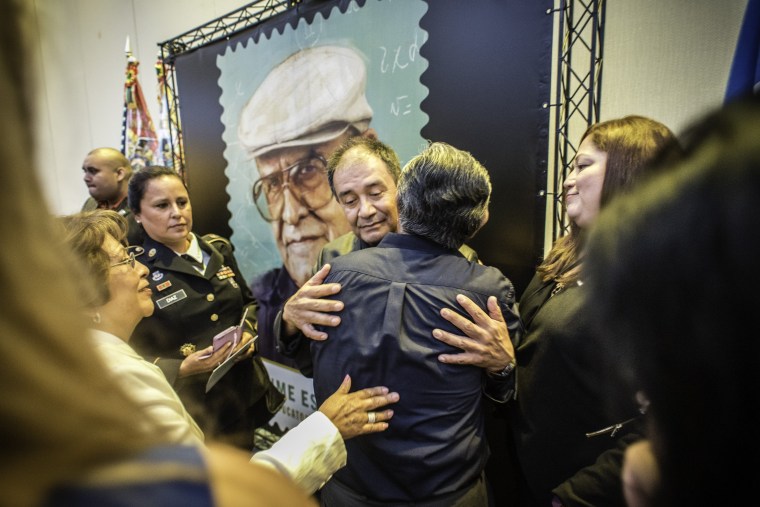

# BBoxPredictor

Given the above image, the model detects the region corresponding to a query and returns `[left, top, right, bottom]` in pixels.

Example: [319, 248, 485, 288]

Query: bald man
[81, 147, 142, 245]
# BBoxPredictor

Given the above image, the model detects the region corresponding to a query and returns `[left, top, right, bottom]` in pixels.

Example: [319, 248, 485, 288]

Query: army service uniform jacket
[131, 234, 283, 448]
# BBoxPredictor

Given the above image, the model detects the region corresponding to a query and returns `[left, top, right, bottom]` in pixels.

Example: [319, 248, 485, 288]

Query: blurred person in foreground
[0, 1, 309, 505]
[585, 95, 760, 507]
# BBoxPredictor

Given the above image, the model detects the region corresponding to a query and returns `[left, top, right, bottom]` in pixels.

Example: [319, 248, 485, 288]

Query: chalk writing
[390, 95, 412, 116]
[379, 32, 421, 74]
[296, 15, 323, 48]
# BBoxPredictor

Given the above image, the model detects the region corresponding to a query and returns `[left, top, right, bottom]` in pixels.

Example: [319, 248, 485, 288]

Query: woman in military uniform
[129, 166, 283, 450]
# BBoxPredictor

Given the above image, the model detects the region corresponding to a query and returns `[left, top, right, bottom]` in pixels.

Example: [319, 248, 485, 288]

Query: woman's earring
[92, 312, 101, 324]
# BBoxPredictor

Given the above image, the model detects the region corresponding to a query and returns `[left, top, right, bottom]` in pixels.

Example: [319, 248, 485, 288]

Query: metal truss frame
[157, 0, 605, 244]
[157, 0, 301, 177]
[545, 0, 606, 245]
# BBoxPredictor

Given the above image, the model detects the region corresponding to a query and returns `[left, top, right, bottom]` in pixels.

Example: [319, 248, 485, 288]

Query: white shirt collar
[89, 328, 123, 344]
[176, 232, 203, 262]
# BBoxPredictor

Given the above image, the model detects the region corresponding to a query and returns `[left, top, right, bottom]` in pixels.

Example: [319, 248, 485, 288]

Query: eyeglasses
[110, 246, 145, 269]
[251, 155, 333, 222]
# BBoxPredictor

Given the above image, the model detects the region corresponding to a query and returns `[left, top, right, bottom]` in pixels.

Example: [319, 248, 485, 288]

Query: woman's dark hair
[538, 115, 677, 284]
[582, 115, 678, 208]
[128, 165, 185, 214]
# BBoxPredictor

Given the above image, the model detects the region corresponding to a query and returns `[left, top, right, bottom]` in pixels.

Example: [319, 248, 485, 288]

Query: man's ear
[115, 166, 126, 182]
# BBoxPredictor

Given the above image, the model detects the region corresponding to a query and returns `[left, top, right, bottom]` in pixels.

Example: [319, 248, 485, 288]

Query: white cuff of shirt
[250, 411, 347, 494]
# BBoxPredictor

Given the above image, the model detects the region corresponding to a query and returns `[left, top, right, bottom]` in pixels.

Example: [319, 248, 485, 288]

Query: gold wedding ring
[367, 412, 376, 424]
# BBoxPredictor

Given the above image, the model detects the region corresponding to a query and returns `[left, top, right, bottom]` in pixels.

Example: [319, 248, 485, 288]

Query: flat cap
[238, 45, 373, 159]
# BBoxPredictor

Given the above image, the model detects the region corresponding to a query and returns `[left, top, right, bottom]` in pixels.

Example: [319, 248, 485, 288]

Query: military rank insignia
[216, 266, 235, 280]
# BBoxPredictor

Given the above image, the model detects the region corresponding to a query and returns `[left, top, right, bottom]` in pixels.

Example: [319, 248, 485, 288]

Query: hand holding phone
[201, 308, 249, 360]
[210, 325, 243, 356]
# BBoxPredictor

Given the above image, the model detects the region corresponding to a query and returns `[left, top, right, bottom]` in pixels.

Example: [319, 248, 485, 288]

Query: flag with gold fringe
[155, 55, 181, 170]
[122, 37, 159, 170]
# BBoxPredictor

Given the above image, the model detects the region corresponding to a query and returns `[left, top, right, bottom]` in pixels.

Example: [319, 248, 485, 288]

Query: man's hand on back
[282, 263, 344, 341]
[433, 294, 514, 373]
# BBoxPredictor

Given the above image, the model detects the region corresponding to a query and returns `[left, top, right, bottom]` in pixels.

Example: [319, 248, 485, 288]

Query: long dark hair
[538, 116, 677, 284]
[128, 165, 185, 214]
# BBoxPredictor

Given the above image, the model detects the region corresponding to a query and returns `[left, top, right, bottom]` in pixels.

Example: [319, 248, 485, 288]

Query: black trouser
[320, 472, 489, 507]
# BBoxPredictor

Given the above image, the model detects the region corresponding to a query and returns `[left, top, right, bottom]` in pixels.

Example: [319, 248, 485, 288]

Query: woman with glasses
[0, 1, 310, 501]
[127, 165, 283, 450]
[61, 208, 400, 494]
[61, 209, 207, 446]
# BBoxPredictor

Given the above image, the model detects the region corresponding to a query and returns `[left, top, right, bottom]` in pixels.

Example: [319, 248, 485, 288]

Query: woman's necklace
[550, 279, 583, 298]
[550, 281, 565, 298]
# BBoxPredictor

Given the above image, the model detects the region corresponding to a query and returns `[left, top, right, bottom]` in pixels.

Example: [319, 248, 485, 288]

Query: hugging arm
[434, 294, 523, 402]
[275, 264, 344, 376]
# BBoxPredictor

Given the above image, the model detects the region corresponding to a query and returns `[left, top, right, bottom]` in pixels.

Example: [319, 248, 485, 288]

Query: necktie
[181, 254, 205, 274]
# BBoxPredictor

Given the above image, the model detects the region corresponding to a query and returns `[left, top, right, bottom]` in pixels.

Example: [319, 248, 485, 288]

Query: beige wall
[542, 0, 748, 251]
[33, 0, 750, 224]
[32, 0, 245, 214]
[602, 0, 748, 133]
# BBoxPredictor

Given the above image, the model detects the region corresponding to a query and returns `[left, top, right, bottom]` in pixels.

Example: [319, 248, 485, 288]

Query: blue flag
[725, 0, 760, 102]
